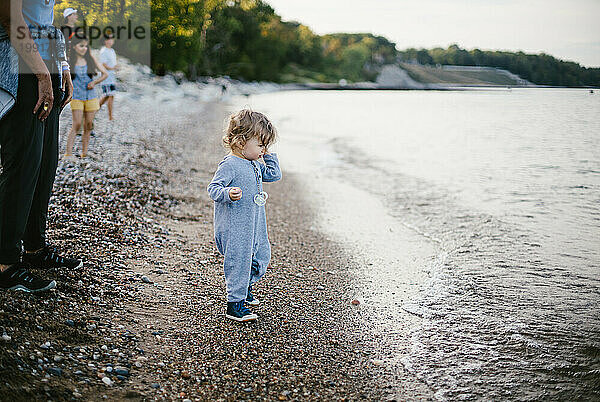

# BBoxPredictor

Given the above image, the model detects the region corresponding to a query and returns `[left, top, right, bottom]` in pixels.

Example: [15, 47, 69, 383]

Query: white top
[99, 47, 117, 85]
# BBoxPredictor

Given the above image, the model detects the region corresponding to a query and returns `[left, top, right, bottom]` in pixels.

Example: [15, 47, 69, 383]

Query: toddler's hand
[229, 187, 242, 201]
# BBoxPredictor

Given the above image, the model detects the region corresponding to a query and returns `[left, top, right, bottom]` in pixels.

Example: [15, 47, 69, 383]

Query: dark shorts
[101, 84, 116, 96]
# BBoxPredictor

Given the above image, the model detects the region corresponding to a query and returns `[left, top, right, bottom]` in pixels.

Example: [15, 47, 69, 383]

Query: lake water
[236, 89, 600, 400]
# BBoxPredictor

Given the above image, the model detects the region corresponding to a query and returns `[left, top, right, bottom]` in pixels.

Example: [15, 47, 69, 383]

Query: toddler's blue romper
[207, 153, 281, 302]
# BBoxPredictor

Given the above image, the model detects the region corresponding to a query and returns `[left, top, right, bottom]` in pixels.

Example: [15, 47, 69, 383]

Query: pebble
[316, 285, 325, 290]
[351, 299, 360, 305]
[141, 275, 152, 283]
[40, 341, 51, 349]
[102, 377, 113, 386]
[114, 366, 130, 376]
[53, 355, 63, 362]
[1, 334, 11, 342]
[47, 367, 63, 376]
[65, 319, 75, 327]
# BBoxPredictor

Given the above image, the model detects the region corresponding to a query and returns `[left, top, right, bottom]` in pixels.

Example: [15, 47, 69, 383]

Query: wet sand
[0, 72, 434, 400]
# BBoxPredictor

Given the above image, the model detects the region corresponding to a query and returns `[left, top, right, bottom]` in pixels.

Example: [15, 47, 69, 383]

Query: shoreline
[0, 71, 434, 399]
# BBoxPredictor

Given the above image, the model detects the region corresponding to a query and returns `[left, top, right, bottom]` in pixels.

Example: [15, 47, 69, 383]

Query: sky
[265, 0, 600, 67]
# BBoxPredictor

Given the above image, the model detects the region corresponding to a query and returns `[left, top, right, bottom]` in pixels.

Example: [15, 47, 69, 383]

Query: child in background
[207, 110, 282, 322]
[99, 34, 119, 121]
[65, 35, 108, 159]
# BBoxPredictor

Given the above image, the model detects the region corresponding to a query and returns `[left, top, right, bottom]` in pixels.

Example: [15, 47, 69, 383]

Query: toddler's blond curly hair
[223, 109, 277, 152]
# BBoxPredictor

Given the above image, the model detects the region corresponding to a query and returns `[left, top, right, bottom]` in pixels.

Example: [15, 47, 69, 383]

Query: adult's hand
[61, 70, 73, 108]
[33, 73, 53, 121]
[1, 0, 53, 120]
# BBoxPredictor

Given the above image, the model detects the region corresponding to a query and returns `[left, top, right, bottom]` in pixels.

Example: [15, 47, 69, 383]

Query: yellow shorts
[70, 98, 100, 112]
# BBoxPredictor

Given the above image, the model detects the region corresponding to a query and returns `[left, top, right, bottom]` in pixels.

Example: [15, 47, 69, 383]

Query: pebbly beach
[0, 61, 434, 400]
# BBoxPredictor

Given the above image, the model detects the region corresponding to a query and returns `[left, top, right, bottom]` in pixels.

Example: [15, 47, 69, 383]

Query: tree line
[55, 0, 598, 86]
[398, 45, 599, 87]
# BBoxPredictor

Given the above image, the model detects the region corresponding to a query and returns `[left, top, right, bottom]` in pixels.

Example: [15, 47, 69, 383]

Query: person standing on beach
[65, 35, 108, 159]
[61, 7, 78, 51]
[0, 0, 82, 293]
[207, 110, 281, 322]
[98, 34, 119, 121]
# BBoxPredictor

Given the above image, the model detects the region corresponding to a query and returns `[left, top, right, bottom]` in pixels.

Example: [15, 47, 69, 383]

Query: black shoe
[226, 301, 257, 322]
[23, 246, 82, 269]
[0, 262, 56, 293]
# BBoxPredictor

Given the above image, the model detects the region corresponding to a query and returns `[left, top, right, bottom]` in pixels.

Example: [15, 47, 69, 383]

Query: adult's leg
[0, 74, 44, 265]
[65, 109, 83, 156]
[23, 76, 64, 253]
[81, 110, 96, 157]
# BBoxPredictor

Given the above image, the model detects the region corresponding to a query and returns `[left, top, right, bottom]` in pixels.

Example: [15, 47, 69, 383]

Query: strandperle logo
[16, 21, 147, 43]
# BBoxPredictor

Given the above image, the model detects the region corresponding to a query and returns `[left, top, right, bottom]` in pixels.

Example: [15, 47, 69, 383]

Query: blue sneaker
[226, 301, 257, 322]
[246, 285, 260, 306]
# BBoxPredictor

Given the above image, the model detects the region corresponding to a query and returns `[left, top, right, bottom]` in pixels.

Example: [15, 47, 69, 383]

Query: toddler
[207, 109, 282, 322]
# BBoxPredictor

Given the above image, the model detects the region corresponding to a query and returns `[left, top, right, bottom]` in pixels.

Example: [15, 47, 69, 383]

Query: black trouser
[0, 65, 63, 265]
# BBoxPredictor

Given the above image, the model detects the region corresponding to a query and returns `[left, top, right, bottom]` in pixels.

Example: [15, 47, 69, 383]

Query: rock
[316, 285, 325, 290]
[47, 367, 63, 376]
[53, 355, 63, 362]
[181, 370, 191, 379]
[141, 275, 152, 283]
[65, 319, 75, 327]
[351, 299, 360, 305]
[371, 359, 384, 366]
[1, 334, 11, 342]
[151, 383, 160, 389]
[114, 366, 130, 376]
[244, 387, 253, 392]
[40, 341, 51, 349]
[102, 376, 113, 386]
